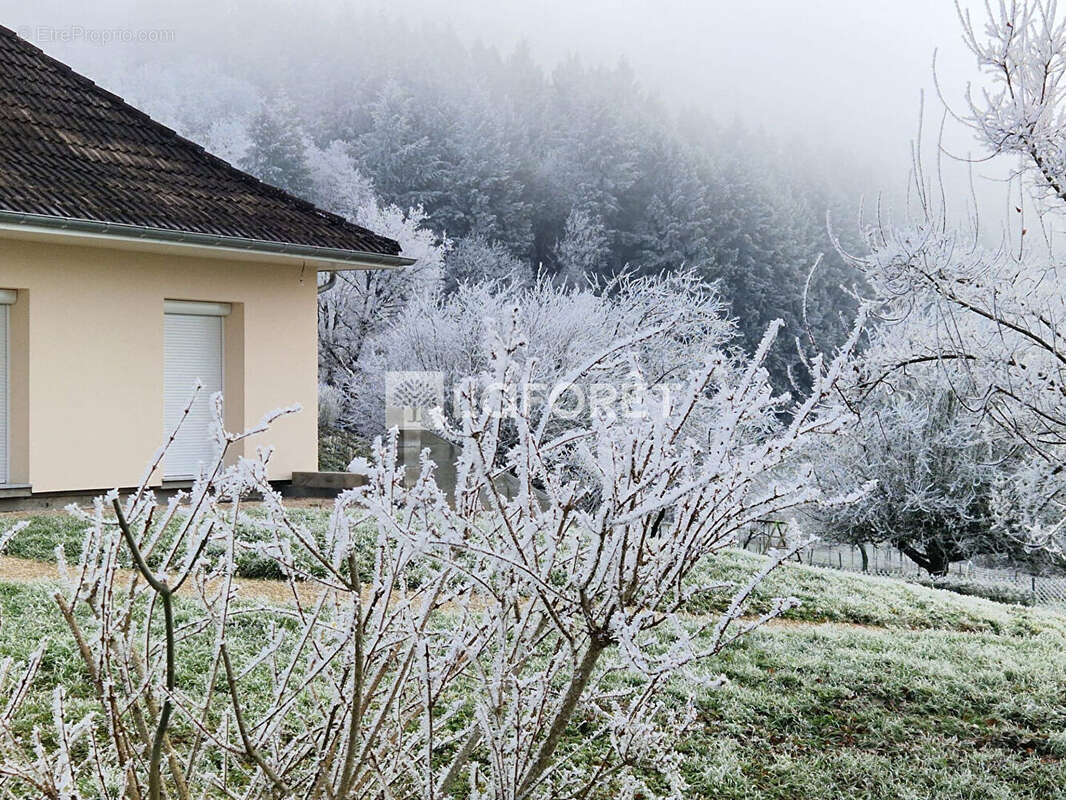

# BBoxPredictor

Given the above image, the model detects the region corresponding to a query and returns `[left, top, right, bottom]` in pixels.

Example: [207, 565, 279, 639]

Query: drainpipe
[318, 271, 338, 294]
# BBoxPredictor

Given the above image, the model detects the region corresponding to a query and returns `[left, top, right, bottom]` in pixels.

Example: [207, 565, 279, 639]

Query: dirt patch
[0, 554, 330, 605]
[0, 555, 59, 583]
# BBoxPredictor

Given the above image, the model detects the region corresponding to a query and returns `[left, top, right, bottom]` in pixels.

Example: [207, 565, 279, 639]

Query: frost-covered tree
[241, 92, 313, 199]
[354, 270, 734, 441]
[305, 139, 377, 220]
[540, 59, 643, 264]
[307, 140, 448, 396]
[845, 0, 1066, 553]
[434, 99, 535, 256]
[351, 80, 449, 214]
[200, 118, 253, 169]
[442, 234, 531, 293]
[636, 155, 715, 273]
[556, 207, 611, 286]
[807, 350, 1032, 574]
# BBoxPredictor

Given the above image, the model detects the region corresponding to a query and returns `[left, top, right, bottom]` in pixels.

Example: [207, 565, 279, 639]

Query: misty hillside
[86, 13, 863, 386]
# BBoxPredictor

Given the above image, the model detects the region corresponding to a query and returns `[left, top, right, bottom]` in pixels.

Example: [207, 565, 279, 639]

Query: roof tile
[0, 26, 402, 258]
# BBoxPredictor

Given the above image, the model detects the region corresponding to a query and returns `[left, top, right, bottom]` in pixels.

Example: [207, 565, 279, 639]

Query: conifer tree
[241, 92, 313, 199]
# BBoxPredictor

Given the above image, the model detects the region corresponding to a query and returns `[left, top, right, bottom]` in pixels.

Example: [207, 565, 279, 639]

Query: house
[0, 26, 412, 500]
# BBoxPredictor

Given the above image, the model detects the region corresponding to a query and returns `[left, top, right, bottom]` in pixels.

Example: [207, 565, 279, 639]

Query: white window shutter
[164, 313, 223, 479]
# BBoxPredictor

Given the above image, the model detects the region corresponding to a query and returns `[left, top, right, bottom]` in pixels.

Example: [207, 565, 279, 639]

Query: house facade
[0, 26, 411, 497]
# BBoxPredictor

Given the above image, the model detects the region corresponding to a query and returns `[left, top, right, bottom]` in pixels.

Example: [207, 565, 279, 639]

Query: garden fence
[742, 527, 1066, 607]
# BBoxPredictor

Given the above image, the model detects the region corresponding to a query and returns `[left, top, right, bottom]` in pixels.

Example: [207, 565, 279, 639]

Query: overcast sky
[0, 0, 1030, 233]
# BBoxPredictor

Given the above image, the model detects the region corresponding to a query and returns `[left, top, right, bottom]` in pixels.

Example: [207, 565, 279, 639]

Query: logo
[385, 371, 444, 430]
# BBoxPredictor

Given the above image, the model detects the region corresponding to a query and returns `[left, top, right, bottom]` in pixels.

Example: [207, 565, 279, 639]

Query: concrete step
[287, 471, 367, 498]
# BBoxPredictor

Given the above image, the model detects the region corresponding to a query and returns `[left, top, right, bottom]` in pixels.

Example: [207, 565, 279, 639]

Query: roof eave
[0, 210, 415, 270]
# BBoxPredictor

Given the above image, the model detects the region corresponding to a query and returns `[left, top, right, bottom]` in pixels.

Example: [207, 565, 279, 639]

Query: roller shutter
[164, 310, 224, 479]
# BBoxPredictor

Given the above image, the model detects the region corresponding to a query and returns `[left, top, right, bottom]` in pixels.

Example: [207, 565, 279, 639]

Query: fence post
[838, 552, 843, 570]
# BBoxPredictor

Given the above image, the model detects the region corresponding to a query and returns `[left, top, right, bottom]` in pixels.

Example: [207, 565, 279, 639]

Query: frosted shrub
[0, 308, 861, 800]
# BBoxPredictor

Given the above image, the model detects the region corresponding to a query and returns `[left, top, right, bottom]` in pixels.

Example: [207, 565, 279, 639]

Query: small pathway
[0, 553, 310, 605]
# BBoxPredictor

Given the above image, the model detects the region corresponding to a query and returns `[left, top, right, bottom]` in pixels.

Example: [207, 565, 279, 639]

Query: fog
[388, 0, 974, 179]
[0, 0, 1032, 234]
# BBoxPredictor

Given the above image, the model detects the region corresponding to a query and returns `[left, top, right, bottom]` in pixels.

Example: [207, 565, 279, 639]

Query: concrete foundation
[286, 471, 367, 498]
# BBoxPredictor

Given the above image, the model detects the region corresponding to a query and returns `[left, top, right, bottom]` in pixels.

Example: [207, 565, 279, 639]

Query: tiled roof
[0, 26, 403, 259]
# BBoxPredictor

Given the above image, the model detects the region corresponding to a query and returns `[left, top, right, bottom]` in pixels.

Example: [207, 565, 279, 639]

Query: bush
[318, 425, 369, 471]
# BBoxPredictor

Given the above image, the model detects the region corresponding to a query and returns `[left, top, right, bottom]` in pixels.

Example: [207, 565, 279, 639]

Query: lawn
[0, 508, 1064, 798]
[678, 623, 1066, 798]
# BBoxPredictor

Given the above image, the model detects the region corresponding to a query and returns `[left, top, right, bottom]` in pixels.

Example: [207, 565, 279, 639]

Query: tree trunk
[899, 539, 954, 576]
[516, 638, 606, 800]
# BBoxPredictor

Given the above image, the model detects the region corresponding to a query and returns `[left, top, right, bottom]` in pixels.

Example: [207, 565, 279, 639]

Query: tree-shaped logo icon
[385, 371, 445, 429]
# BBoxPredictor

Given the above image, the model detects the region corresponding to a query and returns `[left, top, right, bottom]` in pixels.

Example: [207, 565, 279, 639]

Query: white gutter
[0, 209, 416, 270]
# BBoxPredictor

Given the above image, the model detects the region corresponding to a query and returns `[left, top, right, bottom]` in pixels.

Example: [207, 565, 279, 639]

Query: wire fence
[742, 527, 1066, 607]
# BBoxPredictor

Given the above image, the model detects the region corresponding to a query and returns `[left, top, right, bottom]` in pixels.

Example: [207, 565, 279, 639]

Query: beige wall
[0, 235, 319, 493]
